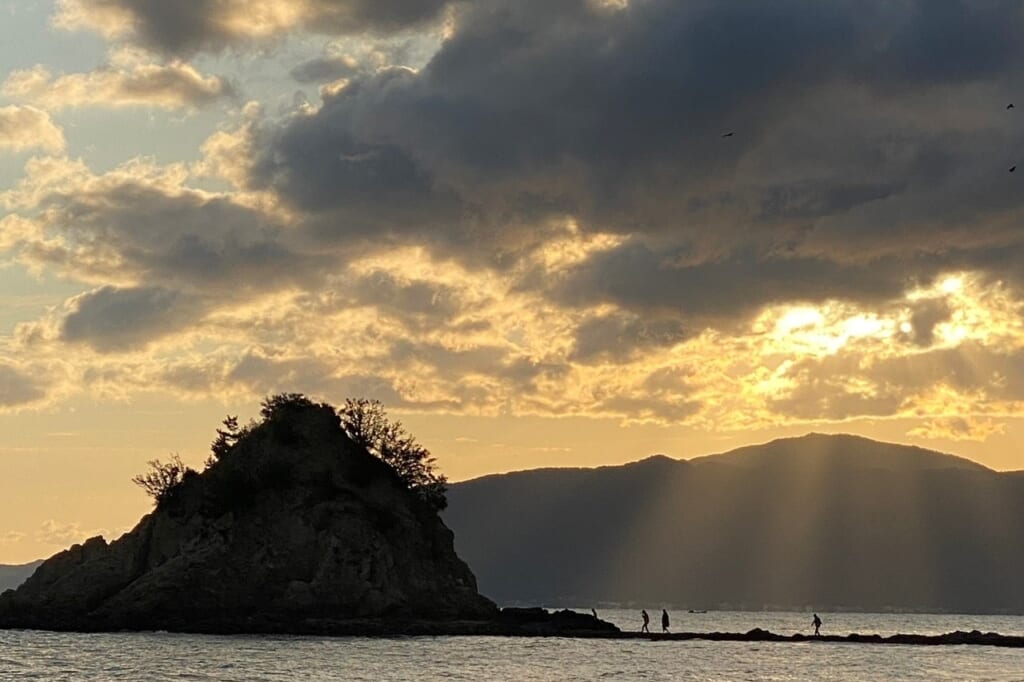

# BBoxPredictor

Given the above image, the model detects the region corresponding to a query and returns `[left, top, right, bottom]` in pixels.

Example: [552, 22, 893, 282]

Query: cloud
[765, 341, 1024, 424]
[571, 312, 689, 362]
[0, 364, 47, 407]
[48, 187, 310, 288]
[0, 531, 26, 546]
[340, 269, 476, 331]
[551, 242, 918, 323]
[0, 106, 65, 153]
[3, 57, 232, 110]
[878, 345, 1024, 403]
[225, 353, 409, 405]
[597, 395, 701, 424]
[35, 519, 108, 547]
[290, 54, 361, 84]
[6, 0, 1024, 435]
[898, 299, 953, 347]
[237, 0, 1024, 313]
[908, 417, 1007, 443]
[60, 285, 206, 353]
[0, 214, 44, 252]
[2, 155, 337, 353]
[55, 0, 455, 55]
[12, 157, 325, 294]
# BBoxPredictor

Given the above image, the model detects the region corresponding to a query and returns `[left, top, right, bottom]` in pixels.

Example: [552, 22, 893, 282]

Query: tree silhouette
[209, 414, 247, 465]
[132, 454, 192, 506]
[259, 392, 317, 420]
[339, 398, 448, 510]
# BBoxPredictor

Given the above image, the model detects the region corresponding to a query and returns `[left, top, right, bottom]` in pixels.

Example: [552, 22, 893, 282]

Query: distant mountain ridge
[0, 561, 43, 593]
[689, 433, 989, 472]
[445, 433, 1024, 613]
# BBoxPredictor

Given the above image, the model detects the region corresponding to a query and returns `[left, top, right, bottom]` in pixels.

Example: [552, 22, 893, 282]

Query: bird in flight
[1011, 165, 1017, 173]
[721, 131, 734, 138]
[1008, 103, 1015, 109]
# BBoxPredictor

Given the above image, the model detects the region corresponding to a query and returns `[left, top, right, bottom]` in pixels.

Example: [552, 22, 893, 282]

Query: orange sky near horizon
[2, 392, 1023, 564]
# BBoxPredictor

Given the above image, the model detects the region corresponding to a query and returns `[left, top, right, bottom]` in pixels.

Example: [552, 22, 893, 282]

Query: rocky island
[0, 395, 613, 636]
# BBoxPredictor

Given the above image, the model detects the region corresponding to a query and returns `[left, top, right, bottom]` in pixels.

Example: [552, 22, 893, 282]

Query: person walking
[661, 609, 670, 633]
[812, 613, 822, 637]
[641, 609, 650, 633]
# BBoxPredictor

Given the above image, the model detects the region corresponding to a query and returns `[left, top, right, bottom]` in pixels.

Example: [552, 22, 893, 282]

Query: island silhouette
[0, 395, 616, 636]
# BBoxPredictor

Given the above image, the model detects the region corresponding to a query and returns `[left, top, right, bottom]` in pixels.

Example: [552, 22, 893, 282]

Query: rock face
[0, 401, 496, 632]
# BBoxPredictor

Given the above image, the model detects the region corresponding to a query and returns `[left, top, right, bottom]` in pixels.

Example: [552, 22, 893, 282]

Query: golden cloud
[3, 54, 231, 111]
[0, 106, 65, 154]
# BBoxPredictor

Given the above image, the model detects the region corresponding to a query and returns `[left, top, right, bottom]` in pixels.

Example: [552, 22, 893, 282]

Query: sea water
[3, 610, 1024, 681]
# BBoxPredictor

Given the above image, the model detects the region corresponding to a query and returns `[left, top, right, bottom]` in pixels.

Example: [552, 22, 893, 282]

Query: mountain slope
[445, 434, 1024, 613]
[0, 561, 43, 593]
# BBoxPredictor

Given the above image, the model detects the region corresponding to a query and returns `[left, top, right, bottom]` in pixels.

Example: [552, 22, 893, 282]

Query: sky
[1, 0, 1024, 563]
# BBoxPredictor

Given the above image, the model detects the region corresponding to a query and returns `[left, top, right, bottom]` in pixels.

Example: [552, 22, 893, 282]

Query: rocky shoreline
[5, 612, 1024, 648]
[0, 607, 618, 638]
[615, 627, 1024, 648]
[4, 603, 1023, 648]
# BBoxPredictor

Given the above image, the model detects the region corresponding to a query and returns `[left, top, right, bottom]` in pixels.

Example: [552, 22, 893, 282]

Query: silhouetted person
[591, 608, 598, 619]
[662, 609, 670, 632]
[641, 609, 650, 633]
[812, 613, 822, 637]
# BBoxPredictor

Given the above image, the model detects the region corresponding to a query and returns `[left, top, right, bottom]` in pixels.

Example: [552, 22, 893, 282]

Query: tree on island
[209, 414, 245, 464]
[133, 394, 448, 511]
[338, 397, 449, 510]
[132, 453, 194, 505]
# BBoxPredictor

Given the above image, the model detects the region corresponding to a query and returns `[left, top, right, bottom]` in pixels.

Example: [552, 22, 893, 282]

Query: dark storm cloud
[900, 299, 953, 347]
[39, 0, 1024, 371]
[60, 285, 205, 352]
[290, 269, 477, 333]
[571, 312, 689, 362]
[345, 270, 472, 329]
[858, 0, 1022, 88]
[252, 0, 866, 242]
[243, 0, 1024, 318]
[290, 55, 361, 84]
[285, 0, 453, 36]
[38, 182, 329, 293]
[25, 179, 343, 352]
[65, 0, 455, 55]
[553, 241, 918, 322]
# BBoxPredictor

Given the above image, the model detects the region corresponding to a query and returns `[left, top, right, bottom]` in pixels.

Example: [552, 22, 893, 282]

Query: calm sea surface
[3, 610, 1024, 681]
